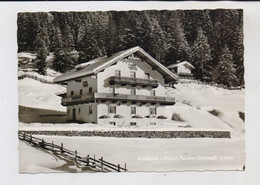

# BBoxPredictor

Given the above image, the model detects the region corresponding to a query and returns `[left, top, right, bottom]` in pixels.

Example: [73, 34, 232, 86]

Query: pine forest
[17, 9, 244, 86]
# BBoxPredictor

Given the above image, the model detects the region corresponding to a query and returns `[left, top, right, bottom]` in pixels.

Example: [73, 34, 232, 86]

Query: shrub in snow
[171, 113, 184, 122]
[238, 111, 245, 122]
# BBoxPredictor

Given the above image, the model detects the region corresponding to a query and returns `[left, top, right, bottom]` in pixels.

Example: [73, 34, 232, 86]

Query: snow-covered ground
[19, 141, 67, 173]
[18, 68, 62, 82]
[18, 74, 245, 172]
[18, 78, 244, 134]
[19, 141, 99, 173]
[19, 136, 244, 172]
[166, 83, 244, 137]
[18, 78, 66, 111]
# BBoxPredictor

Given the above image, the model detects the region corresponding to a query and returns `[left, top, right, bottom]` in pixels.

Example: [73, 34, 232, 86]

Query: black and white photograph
[17, 9, 245, 173]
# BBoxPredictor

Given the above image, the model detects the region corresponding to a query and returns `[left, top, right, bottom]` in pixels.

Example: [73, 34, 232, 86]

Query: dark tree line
[17, 9, 244, 86]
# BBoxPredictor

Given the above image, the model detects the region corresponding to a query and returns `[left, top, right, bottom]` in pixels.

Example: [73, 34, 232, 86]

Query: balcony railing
[95, 93, 175, 105]
[61, 93, 95, 106]
[61, 93, 175, 106]
[108, 76, 158, 88]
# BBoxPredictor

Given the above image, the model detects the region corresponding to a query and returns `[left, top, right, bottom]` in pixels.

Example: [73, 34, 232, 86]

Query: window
[83, 81, 88, 87]
[71, 91, 74, 96]
[68, 109, 70, 114]
[78, 108, 81, 114]
[149, 107, 157, 115]
[130, 122, 136, 126]
[115, 70, 121, 77]
[130, 71, 136, 78]
[150, 90, 155, 96]
[89, 87, 93, 93]
[109, 122, 116, 126]
[131, 107, 136, 115]
[150, 122, 156, 126]
[130, 88, 136, 95]
[89, 106, 92, 115]
[80, 89, 83, 95]
[145, 73, 150, 79]
[109, 106, 116, 114]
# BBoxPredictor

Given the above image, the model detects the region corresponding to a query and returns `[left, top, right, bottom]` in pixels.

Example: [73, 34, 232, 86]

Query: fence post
[93, 155, 96, 167]
[60, 143, 63, 153]
[23, 132, 26, 140]
[86, 155, 89, 166]
[124, 163, 126, 172]
[41, 138, 45, 148]
[75, 150, 77, 161]
[118, 164, 120, 172]
[30, 135, 32, 142]
[52, 141, 54, 151]
[100, 157, 103, 170]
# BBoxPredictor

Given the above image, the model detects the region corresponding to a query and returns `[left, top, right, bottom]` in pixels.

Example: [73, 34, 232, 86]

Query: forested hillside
[17, 9, 244, 86]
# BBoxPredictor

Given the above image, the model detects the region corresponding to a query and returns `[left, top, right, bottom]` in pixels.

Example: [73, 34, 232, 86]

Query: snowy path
[29, 136, 245, 172]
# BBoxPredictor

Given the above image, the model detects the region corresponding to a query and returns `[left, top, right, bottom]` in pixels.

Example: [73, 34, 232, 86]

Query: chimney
[176, 60, 181, 63]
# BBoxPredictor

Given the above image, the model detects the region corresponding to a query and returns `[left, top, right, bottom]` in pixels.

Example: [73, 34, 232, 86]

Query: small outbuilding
[167, 61, 195, 79]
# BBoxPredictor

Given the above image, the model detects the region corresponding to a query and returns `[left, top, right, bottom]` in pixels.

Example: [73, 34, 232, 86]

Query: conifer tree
[191, 28, 212, 81]
[217, 45, 237, 87]
[52, 49, 76, 73]
[149, 17, 166, 62]
[164, 12, 191, 65]
[36, 45, 48, 75]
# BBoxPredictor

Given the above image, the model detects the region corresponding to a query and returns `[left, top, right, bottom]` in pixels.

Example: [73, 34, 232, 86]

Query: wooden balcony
[61, 93, 95, 106]
[108, 76, 158, 88]
[95, 93, 175, 105]
[61, 93, 175, 106]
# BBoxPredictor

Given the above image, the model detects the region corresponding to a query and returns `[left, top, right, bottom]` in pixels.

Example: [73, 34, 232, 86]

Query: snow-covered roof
[54, 46, 179, 83]
[167, 61, 195, 69]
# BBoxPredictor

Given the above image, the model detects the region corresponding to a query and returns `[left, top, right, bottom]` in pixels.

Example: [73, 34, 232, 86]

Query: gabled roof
[167, 61, 195, 69]
[54, 46, 179, 83]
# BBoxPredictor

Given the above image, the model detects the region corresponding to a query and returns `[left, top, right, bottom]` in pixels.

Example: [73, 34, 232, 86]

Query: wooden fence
[18, 73, 54, 84]
[18, 132, 127, 172]
[176, 80, 243, 90]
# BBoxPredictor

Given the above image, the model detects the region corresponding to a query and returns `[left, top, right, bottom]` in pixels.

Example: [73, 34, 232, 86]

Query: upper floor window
[150, 90, 155, 96]
[83, 81, 88, 87]
[130, 71, 136, 78]
[109, 106, 116, 114]
[71, 91, 74, 96]
[115, 70, 121, 77]
[130, 88, 136, 95]
[80, 89, 83, 95]
[149, 107, 157, 115]
[89, 87, 93, 93]
[78, 108, 81, 114]
[131, 107, 136, 115]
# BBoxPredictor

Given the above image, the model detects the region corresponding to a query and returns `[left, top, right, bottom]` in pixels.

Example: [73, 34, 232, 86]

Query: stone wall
[19, 130, 231, 138]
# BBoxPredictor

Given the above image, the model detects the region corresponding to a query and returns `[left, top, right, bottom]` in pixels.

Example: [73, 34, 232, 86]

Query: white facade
[168, 61, 195, 77]
[54, 47, 178, 126]
[177, 64, 192, 74]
